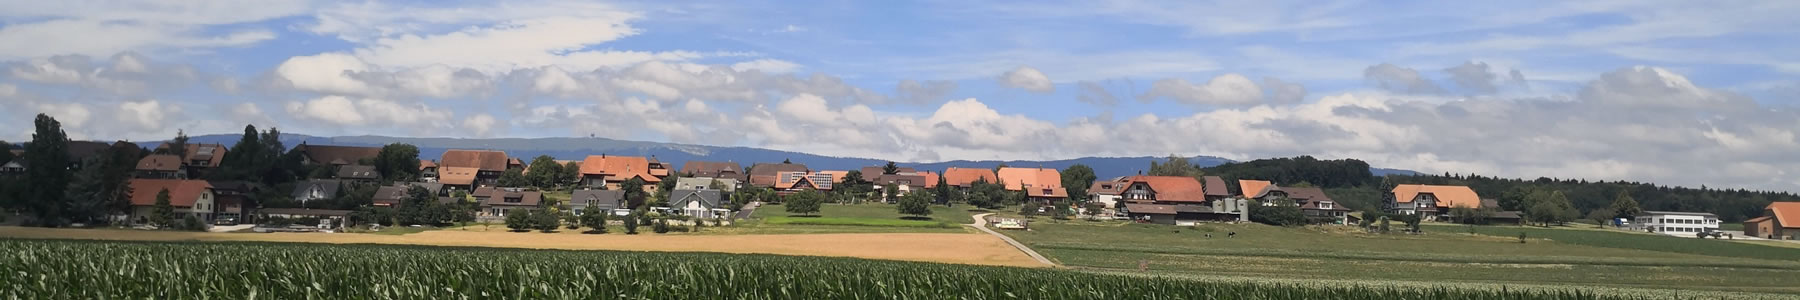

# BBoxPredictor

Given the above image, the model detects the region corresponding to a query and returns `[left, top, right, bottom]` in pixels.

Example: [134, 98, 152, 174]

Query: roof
[680, 161, 744, 180]
[1123, 175, 1207, 203]
[918, 171, 939, 188]
[942, 167, 998, 187]
[1762, 202, 1800, 228]
[134, 154, 183, 171]
[336, 165, 380, 180]
[482, 190, 543, 207]
[1202, 176, 1229, 196]
[293, 144, 381, 165]
[128, 179, 213, 207]
[571, 189, 626, 210]
[419, 160, 437, 170]
[1026, 185, 1069, 198]
[66, 141, 112, 162]
[1745, 216, 1772, 223]
[579, 155, 661, 183]
[1286, 187, 1347, 211]
[206, 180, 255, 192]
[1089, 180, 1126, 196]
[291, 180, 343, 199]
[872, 174, 927, 188]
[1392, 184, 1482, 209]
[259, 208, 352, 217]
[668, 189, 724, 209]
[438, 167, 479, 185]
[1239, 180, 1273, 198]
[156, 143, 227, 167]
[440, 150, 509, 171]
[748, 163, 809, 186]
[1491, 211, 1524, 219]
[675, 177, 738, 192]
[996, 167, 1061, 192]
[373, 186, 409, 206]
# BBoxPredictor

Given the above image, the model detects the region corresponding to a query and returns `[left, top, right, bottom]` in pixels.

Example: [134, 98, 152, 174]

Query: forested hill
[1195, 156, 1797, 222]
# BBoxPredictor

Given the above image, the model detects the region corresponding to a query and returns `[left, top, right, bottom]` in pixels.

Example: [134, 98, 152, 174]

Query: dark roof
[1287, 187, 1349, 211]
[872, 174, 927, 188]
[293, 144, 381, 165]
[336, 165, 380, 180]
[259, 208, 352, 217]
[1202, 176, 1229, 196]
[67, 141, 111, 162]
[373, 186, 409, 205]
[134, 154, 183, 171]
[291, 180, 343, 199]
[680, 161, 745, 180]
[482, 189, 543, 206]
[1490, 211, 1524, 219]
[571, 189, 626, 211]
[669, 189, 723, 209]
[206, 180, 256, 192]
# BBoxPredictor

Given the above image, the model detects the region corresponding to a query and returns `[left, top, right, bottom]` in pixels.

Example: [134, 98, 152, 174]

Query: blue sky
[2, 0, 1799, 192]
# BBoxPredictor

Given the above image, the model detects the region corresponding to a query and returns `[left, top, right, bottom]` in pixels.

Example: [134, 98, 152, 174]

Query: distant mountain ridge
[137, 134, 1417, 179]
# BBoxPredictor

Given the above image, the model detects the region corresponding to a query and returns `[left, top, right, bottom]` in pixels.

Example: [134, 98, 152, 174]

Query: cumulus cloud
[0, 1, 302, 59]
[1443, 61, 1500, 94]
[998, 66, 1054, 93]
[1140, 73, 1265, 106]
[284, 96, 454, 131]
[5, 53, 197, 95]
[1364, 63, 1445, 94]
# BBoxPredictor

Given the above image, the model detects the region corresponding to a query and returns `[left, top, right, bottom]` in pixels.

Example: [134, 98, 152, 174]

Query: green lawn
[1001, 219, 1800, 296]
[1721, 223, 1745, 231]
[727, 203, 987, 234]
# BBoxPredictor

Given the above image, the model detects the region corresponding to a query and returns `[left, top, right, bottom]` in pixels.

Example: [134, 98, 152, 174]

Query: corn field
[0, 238, 1642, 299]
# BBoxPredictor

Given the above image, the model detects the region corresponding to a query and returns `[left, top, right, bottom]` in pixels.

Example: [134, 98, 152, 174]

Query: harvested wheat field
[0, 226, 1049, 267]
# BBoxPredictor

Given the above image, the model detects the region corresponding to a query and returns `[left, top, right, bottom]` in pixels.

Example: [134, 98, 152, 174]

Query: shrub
[653, 218, 670, 234]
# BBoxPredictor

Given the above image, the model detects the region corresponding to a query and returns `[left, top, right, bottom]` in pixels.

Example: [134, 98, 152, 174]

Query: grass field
[0, 238, 1724, 299]
[1001, 219, 1800, 296]
[1721, 223, 1745, 231]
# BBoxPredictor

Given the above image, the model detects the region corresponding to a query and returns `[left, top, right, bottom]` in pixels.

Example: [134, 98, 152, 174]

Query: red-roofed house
[578, 155, 663, 192]
[1119, 175, 1246, 224]
[440, 150, 509, 186]
[419, 160, 439, 182]
[127, 179, 216, 224]
[942, 167, 997, 189]
[1387, 184, 1482, 221]
[775, 171, 838, 194]
[998, 167, 1069, 206]
[134, 154, 186, 179]
[1746, 202, 1800, 240]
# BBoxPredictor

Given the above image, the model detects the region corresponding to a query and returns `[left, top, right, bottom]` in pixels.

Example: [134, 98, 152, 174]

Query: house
[335, 165, 381, 183]
[747, 162, 809, 187]
[775, 171, 840, 194]
[942, 167, 998, 189]
[155, 143, 228, 178]
[291, 179, 343, 205]
[675, 177, 739, 193]
[1386, 184, 1482, 221]
[871, 173, 928, 198]
[507, 158, 525, 170]
[127, 179, 215, 224]
[207, 180, 256, 224]
[290, 144, 381, 166]
[646, 157, 671, 178]
[1087, 179, 1128, 215]
[1241, 180, 1350, 225]
[680, 161, 746, 181]
[1631, 211, 1721, 235]
[1, 155, 23, 174]
[419, 160, 439, 182]
[439, 150, 510, 186]
[577, 155, 663, 191]
[438, 166, 480, 191]
[917, 171, 939, 188]
[1118, 175, 1246, 224]
[476, 188, 543, 222]
[570, 189, 628, 217]
[372, 185, 409, 207]
[1746, 202, 1800, 240]
[668, 189, 729, 219]
[134, 154, 186, 179]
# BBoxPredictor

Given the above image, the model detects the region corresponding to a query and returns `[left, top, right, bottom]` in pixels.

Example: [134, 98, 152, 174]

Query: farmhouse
[133, 154, 186, 179]
[372, 185, 409, 207]
[941, 167, 998, 189]
[1386, 184, 1482, 221]
[1119, 176, 1247, 225]
[1087, 179, 1127, 215]
[577, 155, 663, 191]
[207, 180, 256, 224]
[776, 171, 842, 194]
[868, 166, 929, 198]
[127, 179, 216, 224]
[747, 162, 809, 187]
[418, 160, 438, 182]
[997, 167, 1067, 204]
[1745, 202, 1800, 240]
[1241, 180, 1350, 225]
[439, 150, 511, 187]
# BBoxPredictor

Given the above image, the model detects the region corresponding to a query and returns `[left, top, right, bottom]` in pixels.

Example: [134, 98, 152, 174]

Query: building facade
[1631, 211, 1721, 235]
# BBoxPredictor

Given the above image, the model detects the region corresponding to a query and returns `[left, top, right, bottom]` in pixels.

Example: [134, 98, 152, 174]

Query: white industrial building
[1630, 211, 1721, 235]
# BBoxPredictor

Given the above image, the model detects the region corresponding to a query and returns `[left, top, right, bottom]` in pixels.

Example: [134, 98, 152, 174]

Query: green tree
[64, 156, 123, 224]
[158, 129, 188, 156]
[214, 125, 264, 181]
[0, 140, 13, 168]
[1448, 206, 1493, 225]
[883, 182, 899, 203]
[1061, 164, 1096, 202]
[1148, 154, 1205, 178]
[1250, 199, 1307, 226]
[373, 143, 421, 182]
[1587, 207, 1617, 228]
[621, 177, 649, 208]
[1610, 190, 1642, 219]
[784, 190, 824, 216]
[526, 155, 561, 189]
[560, 161, 581, 186]
[840, 170, 869, 201]
[150, 189, 174, 228]
[652, 218, 670, 234]
[504, 209, 532, 231]
[882, 161, 899, 175]
[1019, 201, 1040, 217]
[623, 210, 640, 234]
[497, 168, 528, 187]
[533, 209, 560, 232]
[580, 210, 608, 234]
[935, 174, 951, 204]
[651, 174, 681, 207]
[24, 114, 73, 226]
[898, 189, 932, 218]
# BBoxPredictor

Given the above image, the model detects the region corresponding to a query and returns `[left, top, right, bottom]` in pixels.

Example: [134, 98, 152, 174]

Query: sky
[1, 0, 1799, 192]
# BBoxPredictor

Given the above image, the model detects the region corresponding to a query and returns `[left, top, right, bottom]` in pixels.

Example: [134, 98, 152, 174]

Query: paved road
[733, 202, 761, 220]
[968, 213, 1055, 267]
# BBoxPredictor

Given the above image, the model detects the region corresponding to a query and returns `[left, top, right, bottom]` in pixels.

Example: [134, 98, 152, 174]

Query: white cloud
[462, 114, 499, 137]
[731, 59, 801, 74]
[0, 0, 303, 59]
[1140, 73, 1266, 106]
[284, 96, 454, 131]
[998, 66, 1054, 93]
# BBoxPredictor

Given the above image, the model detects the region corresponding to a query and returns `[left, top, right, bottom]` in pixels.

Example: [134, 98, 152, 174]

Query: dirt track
[0, 226, 1050, 268]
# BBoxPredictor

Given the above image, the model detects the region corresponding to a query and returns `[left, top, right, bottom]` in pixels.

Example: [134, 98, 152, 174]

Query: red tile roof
[942, 167, 997, 187]
[1124, 175, 1206, 203]
[1392, 184, 1482, 209]
[156, 143, 227, 167]
[579, 155, 661, 183]
[440, 150, 509, 171]
[1089, 180, 1126, 196]
[439, 167, 480, 185]
[997, 167, 1061, 192]
[135, 154, 183, 171]
[1767, 202, 1800, 229]
[1239, 180, 1273, 197]
[418, 160, 437, 170]
[918, 171, 939, 188]
[128, 179, 213, 207]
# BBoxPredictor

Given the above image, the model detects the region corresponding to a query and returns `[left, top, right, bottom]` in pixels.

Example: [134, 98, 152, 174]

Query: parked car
[213, 216, 238, 225]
